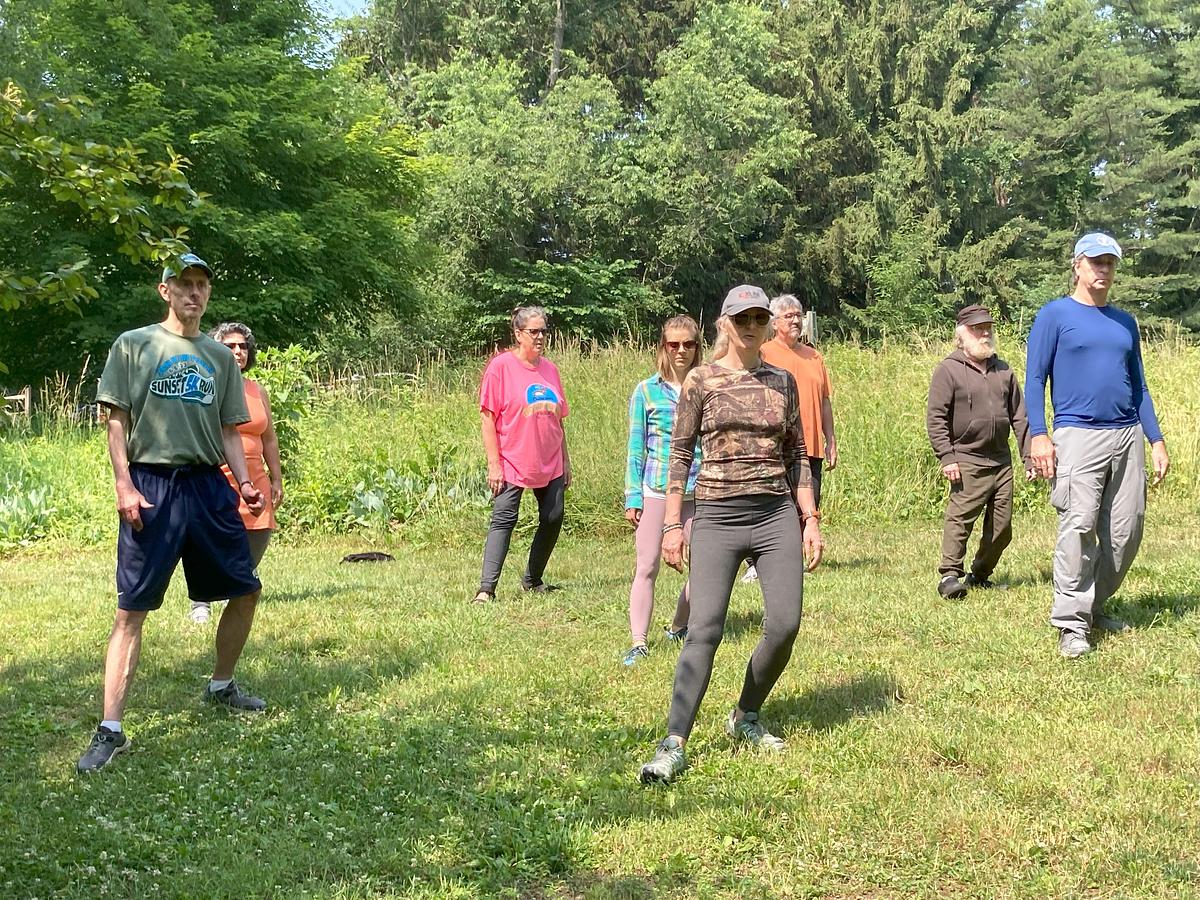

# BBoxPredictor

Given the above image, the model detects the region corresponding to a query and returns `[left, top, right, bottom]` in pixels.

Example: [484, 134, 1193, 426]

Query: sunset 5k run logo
[149, 354, 217, 405]
[524, 383, 561, 416]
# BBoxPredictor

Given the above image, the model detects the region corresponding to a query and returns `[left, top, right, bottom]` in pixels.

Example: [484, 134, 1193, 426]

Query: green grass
[2, 508, 1199, 897]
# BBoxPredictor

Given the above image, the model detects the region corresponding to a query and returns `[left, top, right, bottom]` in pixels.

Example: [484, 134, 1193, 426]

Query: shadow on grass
[773, 670, 901, 733]
[265, 584, 347, 603]
[820, 555, 883, 572]
[1110, 591, 1200, 629]
[1003, 565, 1053, 587]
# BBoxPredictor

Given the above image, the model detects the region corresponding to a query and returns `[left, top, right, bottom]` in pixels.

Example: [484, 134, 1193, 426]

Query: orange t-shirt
[221, 379, 277, 530]
[759, 337, 832, 459]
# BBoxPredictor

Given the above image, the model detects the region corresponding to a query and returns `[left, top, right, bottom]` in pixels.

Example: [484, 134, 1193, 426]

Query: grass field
[3, 508, 1199, 897]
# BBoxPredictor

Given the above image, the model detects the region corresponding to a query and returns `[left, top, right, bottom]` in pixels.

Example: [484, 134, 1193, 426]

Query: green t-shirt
[97, 324, 250, 466]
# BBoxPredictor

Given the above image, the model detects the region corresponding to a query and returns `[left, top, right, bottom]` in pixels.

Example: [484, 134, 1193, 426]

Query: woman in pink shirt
[473, 306, 571, 602]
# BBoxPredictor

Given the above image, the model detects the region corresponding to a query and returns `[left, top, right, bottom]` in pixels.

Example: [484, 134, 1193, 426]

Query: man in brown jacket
[926, 304, 1031, 599]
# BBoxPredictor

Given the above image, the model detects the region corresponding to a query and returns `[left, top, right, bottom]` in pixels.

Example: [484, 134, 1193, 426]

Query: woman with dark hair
[473, 306, 571, 603]
[622, 315, 702, 666]
[639, 285, 823, 784]
[190, 322, 283, 623]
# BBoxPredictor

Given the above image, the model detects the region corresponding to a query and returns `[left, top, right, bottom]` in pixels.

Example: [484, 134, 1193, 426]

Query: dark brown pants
[939, 462, 1013, 580]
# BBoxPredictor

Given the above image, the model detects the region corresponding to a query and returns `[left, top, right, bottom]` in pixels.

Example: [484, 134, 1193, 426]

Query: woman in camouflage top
[639, 285, 823, 785]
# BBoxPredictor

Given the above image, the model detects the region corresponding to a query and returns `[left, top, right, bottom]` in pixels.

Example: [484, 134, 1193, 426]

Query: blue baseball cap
[1073, 233, 1122, 260]
[162, 252, 213, 282]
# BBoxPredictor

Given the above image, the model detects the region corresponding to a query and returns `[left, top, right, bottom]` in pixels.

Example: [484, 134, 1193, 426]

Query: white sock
[100, 719, 122, 733]
[208, 678, 233, 692]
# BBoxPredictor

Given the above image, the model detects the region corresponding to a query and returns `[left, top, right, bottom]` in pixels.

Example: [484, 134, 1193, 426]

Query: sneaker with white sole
[76, 726, 131, 773]
[1058, 630, 1092, 659]
[189, 601, 211, 624]
[725, 710, 786, 752]
[663, 625, 688, 644]
[741, 565, 759, 583]
[622, 645, 650, 667]
[639, 736, 687, 784]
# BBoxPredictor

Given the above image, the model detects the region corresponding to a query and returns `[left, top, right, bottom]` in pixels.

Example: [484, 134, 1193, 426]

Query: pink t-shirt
[479, 351, 570, 488]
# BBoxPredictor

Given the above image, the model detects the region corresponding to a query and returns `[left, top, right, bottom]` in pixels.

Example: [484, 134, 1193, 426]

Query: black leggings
[479, 476, 565, 593]
[668, 494, 804, 738]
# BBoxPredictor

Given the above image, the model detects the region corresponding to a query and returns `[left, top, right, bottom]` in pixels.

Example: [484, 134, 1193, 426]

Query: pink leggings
[629, 496, 694, 645]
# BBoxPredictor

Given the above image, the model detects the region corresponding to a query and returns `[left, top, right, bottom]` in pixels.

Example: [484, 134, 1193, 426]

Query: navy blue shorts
[116, 464, 262, 612]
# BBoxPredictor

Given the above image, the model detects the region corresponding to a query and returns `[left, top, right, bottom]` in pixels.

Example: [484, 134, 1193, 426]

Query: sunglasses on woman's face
[521, 328, 550, 337]
[732, 311, 771, 327]
[665, 340, 697, 351]
[223, 341, 249, 350]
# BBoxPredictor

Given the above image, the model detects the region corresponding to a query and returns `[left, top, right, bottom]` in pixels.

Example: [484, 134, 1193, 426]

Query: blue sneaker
[622, 645, 650, 667]
[663, 625, 688, 644]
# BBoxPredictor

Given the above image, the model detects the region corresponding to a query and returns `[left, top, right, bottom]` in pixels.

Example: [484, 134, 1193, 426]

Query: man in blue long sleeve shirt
[1025, 232, 1170, 659]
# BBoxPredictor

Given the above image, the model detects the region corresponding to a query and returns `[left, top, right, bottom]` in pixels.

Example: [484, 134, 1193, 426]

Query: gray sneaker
[76, 726, 131, 773]
[1094, 614, 1131, 634]
[725, 710, 786, 752]
[189, 601, 211, 624]
[1059, 630, 1092, 659]
[204, 680, 267, 712]
[639, 736, 687, 784]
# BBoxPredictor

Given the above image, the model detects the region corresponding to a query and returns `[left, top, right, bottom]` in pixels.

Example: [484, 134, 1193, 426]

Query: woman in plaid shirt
[622, 315, 702, 666]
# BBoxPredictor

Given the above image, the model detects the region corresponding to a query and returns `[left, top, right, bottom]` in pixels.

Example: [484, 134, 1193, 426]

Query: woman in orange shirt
[190, 322, 283, 623]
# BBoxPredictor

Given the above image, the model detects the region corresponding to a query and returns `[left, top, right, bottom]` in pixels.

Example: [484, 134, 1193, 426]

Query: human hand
[487, 462, 504, 497]
[941, 462, 962, 483]
[271, 481, 284, 508]
[1151, 441, 1170, 486]
[803, 519, 823, 572]
[563, 462, 572, 490]
[242, 482, 265, 515]
[624, 507, 642, 528]
[1031, 435, 1056, 480]
[116, 481, 153, 531]
[825, 441, 838, 471]
[1026, 467, 1036, 482]
[661, 528, 687, 572]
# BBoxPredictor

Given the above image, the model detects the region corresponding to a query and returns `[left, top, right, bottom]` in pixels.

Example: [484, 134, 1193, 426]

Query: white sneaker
[1058, 630, 1091, 659]
[741, 565, 759, 583]
[189, 602, 211, 624]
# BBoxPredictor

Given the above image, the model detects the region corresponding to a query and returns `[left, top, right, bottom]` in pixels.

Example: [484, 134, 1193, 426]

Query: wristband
[240, 480, 254, 488]
[661, 522, 684, 535]
[801, 510, 821, 524]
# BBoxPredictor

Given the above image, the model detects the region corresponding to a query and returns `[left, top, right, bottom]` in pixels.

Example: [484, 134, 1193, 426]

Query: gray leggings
[479, 476, 565, 593]
[667, 494, 804, 738]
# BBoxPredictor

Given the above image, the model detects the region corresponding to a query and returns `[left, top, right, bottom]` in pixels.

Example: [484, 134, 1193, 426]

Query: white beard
[961, 331, 996, 362]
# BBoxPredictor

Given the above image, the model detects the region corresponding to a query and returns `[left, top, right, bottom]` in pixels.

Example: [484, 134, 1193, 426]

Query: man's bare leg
[103, 609, 149, 721]
[207, 590, 266, 711]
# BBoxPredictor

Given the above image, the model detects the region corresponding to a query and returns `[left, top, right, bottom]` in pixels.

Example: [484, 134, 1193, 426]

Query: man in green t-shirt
[77, 253, 269, 774]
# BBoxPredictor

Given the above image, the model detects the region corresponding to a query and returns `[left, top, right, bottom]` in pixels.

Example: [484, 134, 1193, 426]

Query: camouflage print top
[667, 362, 810, 501]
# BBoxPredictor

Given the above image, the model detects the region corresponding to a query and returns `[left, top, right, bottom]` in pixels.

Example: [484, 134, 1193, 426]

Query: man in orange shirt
[759, 294, 838, 506]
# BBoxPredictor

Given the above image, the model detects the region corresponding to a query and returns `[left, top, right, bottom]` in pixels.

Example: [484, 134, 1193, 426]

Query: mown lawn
[2, 508, 1199, 898]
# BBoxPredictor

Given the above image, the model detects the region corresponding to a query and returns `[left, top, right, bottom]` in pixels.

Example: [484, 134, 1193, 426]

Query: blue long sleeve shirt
[625, 374, 700, 509]
[1024, 296, 1162, 443]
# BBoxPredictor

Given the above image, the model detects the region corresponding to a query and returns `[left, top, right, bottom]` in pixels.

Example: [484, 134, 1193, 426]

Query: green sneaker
[639, 736, 687, 784]
[725, 710, 786, 752]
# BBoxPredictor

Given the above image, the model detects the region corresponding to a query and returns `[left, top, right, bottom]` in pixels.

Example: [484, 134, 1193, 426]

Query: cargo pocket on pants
[1049, 466, 1071, 513]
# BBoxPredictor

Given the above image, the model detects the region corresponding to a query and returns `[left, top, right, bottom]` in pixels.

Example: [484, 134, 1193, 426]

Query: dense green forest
[1, 0, 1197, 384]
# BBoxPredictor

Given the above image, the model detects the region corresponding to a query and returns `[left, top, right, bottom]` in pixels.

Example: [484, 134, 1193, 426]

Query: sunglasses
[665, 340, 697, 351]
[520, 328, 550, 337]
[223, 341, 249, 350]
[732, 311, 771, 327]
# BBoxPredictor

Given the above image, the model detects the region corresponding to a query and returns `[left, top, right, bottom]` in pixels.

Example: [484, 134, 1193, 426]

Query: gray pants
[479, 476, 565, 593]
[667, 494, 804, 739]
[1049, 425, 1146, 634]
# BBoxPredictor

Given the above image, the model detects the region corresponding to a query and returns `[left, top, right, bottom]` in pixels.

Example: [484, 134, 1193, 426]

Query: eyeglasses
[665, 340, 697, 351]
[777, 312, 804, 321]
[223, 342, 249, 350]
[520, 328, 550, 337]
[732, 311, 772, 327]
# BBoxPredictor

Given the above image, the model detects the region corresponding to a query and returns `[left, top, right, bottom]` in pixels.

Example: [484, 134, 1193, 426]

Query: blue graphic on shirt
[524, 382, 561, 417]
[149, 354, 217, 405]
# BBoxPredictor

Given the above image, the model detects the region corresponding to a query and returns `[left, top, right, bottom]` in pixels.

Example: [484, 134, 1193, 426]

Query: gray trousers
[667, 494, 804, 739]
[1049, 425, 1146, 634]
[938, 462, 1013, 580]
[479, 476, 565, 593]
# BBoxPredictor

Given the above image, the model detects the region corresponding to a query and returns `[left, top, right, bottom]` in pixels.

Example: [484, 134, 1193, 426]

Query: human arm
[259, 386, 284, 508]
[624, 385, 648, 526]
[1025, 309, 1057, 478]
[661, 370, 703, 570]
[1128, 322, 1169, 485]
[783, 375, 822, 571]
[821, 395, 837, 471]
[222, 425, 265, 515]
[1008, 370, 1033, 478]
[561, 423, 572, 490]
[925, 365, 960, 482]
[105, 405, 153, 531]
[481, 411, 504, 496]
